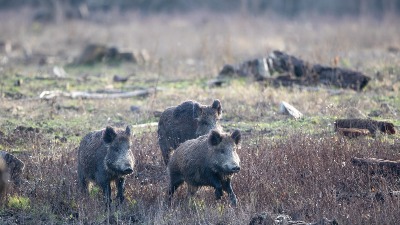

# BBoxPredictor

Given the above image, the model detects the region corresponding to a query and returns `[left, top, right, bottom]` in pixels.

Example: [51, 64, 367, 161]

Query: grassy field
[0, 10, 399, 224]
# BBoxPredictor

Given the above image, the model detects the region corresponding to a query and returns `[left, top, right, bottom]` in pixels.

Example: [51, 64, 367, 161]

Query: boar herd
[1, 99, 239, 208]
[2, 99, 395, 209]
[75, 98, 239, 206]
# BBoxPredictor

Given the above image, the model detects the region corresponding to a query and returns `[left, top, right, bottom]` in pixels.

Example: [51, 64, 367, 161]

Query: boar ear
[231, 130, 241, 145]
[3, 153, 12, 164]
[193, 103, 202, 119]
[125, 125, 131, 136]
[212, 99, 222, 117]
[209, 130, 222, 146]
[103, 126, 117, 144]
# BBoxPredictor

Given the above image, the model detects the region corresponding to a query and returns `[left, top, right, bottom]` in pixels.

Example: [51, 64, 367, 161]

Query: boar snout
[231, 166, 240, 173]
[222, 163, 241, 174]
[226, 165, 240, 174]
[123, 165, 134, 175]
[123, 168, 133, 175]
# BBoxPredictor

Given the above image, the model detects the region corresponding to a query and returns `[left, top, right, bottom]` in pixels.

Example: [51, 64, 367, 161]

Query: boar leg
[159, 136, 171, 165]
[78, 170, 88, 194]
[167, 174, 184, 202]
[209, 175, 223, 200]
[222, 178, 237, 206]
[101, 181, 112, 206]
[116, 177, 125, 203]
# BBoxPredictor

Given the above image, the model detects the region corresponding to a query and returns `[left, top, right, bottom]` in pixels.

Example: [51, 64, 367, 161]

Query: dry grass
[0, 10, 399, 224]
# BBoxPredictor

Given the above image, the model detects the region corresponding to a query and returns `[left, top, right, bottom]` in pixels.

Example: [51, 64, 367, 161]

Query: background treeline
[0, 0, 399, 18]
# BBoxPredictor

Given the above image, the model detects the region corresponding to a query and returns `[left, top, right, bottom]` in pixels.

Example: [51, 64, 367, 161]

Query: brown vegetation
[1, 131, 399, 224]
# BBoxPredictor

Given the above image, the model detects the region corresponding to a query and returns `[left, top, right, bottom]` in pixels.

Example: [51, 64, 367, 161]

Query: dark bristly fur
[167, 129, 242, 206]
[77, 126, 134, 205]
[334, 119, 396, 136]
[158, 99, 222, 165]
[0, 151, 25, 186]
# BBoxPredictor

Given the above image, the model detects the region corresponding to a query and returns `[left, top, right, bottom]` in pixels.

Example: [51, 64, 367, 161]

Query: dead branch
[39, 88, 159, 100]
[336, 128, 371, 138]
[351, 157, 400, 176]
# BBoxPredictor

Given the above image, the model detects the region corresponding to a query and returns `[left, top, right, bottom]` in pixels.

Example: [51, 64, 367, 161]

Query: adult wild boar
[167, 129, 242, 206]
[0, 151, 25, 185]
[77, 126, 134, 205]
[158, 99, 222, 165]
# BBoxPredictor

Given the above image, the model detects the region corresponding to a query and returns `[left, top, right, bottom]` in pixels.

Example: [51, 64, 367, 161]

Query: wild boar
[158, 99, 222, 165]
[167, 129, 242, 206]
[0, 151, 25, 185]
[77, 126, 134, 205]
[334, 119, 396, 136]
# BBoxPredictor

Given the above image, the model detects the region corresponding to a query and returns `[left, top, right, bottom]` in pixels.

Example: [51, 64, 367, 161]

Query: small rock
[53, 66, 68, 78]
[279, 101, 303, 119]
[130, 106, 140, 113]
[113, 75, 129, 83]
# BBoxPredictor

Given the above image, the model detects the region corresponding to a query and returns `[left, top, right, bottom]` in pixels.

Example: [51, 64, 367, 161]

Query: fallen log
[336, 128, 371, 138]
[336, 189, 396, 204]
[313, 65, 370, 91]
[268, 51, 371, 91]
[39, 88, 158, 99]
[334, 118, 396, 136]
[217, 50, 371, 91]
[351, 157, 400, 176]
[72, 44, 138, 65]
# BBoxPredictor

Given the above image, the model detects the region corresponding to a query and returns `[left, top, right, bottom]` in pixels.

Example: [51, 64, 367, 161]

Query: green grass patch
[7, 196, 31, 210]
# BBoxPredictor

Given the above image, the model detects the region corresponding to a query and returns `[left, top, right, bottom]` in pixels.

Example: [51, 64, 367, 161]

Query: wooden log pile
[217, 50, 371, 91]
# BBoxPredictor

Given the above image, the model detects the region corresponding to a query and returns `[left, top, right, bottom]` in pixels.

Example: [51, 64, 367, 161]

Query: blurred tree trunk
[52, 0, 65, 24]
